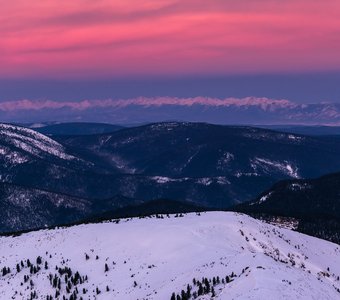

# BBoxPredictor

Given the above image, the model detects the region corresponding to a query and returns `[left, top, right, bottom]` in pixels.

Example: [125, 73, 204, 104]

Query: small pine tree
[211, 286, 216, 297]
[186, 284, 191, 298]
[55, 290, 60, 298]
[36, 256, 42, 265]
[198, 283, 203, 295]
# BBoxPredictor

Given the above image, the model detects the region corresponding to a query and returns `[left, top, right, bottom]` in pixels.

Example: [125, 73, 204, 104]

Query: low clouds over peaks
[0, 97, 339, 125]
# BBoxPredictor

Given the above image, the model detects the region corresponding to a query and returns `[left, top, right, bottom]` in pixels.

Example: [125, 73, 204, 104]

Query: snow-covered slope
[0, 123, 76, 164]
[1, 212, 340, 299]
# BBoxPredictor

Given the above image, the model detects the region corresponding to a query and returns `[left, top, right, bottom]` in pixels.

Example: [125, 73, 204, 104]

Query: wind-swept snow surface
[1, 212, 340, 299]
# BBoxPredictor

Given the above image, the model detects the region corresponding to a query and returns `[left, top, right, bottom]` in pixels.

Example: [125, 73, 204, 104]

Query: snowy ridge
[251, 157, 299, 178]
[0, 123, 76, 161]
[0, 145, 29, 166]
[289, 183, 312, 191]
[1, 212, 340, 299]
[151, 176, 231, 185]
[253, 192, 273, 205]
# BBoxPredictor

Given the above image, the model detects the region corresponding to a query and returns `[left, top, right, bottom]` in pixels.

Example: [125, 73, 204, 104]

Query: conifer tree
[198, 283, 203, 295]
[186, 284, 191, 298]
[36, 256, 42, 265]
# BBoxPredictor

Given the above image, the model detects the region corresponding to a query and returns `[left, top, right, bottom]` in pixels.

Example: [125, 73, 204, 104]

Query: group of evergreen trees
[1, 266, 10, 276]
[1, 252, 92, 300]
[47, 265, 89, 299]
[170, 272, 237, 300]
[0, 256, 49, 299]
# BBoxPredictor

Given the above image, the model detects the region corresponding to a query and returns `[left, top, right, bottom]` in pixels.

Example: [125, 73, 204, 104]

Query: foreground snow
[0, 212, 340, 299]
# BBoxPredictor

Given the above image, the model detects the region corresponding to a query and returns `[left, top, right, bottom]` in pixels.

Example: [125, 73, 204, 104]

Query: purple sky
[1, 1, 340, 123]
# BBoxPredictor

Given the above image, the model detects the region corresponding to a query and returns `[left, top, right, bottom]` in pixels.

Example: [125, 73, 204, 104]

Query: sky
[1, 0, 340, 122]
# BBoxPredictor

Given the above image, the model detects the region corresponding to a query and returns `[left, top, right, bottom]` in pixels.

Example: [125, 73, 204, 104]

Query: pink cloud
[1, 1, 340, 78]
[0, 97, 297, 111]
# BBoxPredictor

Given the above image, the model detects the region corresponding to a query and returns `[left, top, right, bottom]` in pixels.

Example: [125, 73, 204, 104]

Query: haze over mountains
[35, 123, 124, 136]
[4, 97, 340, 125]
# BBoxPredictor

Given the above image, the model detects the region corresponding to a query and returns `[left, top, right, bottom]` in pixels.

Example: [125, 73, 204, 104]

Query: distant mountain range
[34, 122, 124, 136]
[260, 125, 340, 136]
[3, 121, 340, 233]
[4, 97, 340, 125]
[20, 121, 340, 137]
